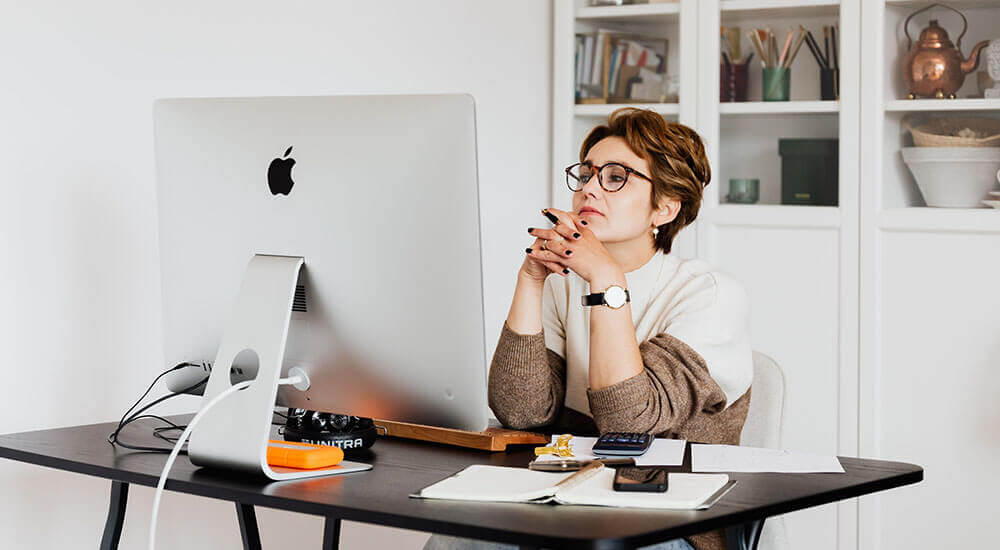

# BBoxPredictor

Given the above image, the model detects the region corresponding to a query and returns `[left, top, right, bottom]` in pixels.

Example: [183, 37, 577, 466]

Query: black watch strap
[581, 289, 631, 307]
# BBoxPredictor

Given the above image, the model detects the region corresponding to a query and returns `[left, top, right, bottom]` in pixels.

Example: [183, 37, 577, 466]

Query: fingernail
[573, 232, 581, 239]
[525, 248, 532, 254]
[565, 250, 573, 256]
[527, 227, 534, 234]
[562, 268, 569, 274]
[580, 220, 588, 226]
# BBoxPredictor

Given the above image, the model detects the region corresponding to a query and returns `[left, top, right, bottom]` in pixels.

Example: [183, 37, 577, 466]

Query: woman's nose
[580, 171, 603, 196]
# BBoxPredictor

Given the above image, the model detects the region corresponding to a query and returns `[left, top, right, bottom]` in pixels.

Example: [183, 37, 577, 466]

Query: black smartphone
[612, 467, 669, 493]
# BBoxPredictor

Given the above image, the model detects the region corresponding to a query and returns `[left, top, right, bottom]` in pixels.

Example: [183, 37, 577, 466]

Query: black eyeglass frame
[564, 161, 653, 193]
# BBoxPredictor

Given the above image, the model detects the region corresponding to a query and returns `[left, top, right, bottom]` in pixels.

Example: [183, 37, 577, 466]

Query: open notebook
[413, 464, 733, 510]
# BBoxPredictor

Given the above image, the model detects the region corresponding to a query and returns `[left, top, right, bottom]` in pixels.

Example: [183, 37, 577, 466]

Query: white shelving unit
[554, 2, 1000, 549]
[554, 2, 860, 549]
[859, 2, 1000, 550]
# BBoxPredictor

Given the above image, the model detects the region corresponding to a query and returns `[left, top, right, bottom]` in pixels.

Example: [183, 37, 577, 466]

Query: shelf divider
[720, 100, 840, 115]
[884, 99, 1000, 113]
[574, 103, 680, 117]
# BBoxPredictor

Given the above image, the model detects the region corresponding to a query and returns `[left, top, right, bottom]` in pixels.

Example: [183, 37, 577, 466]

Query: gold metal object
[534, 434, 574, 457]
[902, 3, 989, 99]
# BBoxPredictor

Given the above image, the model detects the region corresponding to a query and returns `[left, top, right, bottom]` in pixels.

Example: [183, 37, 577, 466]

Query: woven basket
[903, 116, 1000, 147]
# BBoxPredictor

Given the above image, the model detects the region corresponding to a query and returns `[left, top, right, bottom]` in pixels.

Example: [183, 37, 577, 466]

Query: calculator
[591, 432, 653, 456]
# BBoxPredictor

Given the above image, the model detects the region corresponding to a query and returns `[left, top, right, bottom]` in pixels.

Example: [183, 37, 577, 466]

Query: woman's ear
[653, 196, 681, 227]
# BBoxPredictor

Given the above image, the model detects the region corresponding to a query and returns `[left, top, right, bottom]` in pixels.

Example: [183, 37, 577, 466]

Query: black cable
[108, 375, 207, 443]
[114, 362, 197, 432]
[108, 371, 208, 453]
[109, 364, 292, 454]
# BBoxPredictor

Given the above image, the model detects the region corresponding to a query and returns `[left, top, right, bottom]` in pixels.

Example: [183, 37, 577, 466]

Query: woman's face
[571, 136, 674, 243]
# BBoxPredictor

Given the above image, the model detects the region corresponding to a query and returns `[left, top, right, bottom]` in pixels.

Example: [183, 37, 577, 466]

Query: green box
[778, 139, 838, 206]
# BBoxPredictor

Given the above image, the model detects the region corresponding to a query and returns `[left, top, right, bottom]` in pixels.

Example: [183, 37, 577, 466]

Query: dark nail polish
[527, 227, 534, 234]
[580, 220, 588, 226]
[525, 248, 532, 254]
[565, 250, 572, 256]
[562, 268, 569, 274]
[573, 232, 581, 239]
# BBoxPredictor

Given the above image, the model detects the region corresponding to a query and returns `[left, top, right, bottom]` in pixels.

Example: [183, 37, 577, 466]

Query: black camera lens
[329, 414, 350, 431]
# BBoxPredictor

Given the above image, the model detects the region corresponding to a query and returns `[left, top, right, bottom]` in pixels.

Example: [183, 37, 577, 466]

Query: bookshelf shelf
[885, 0, 1000, 8]
[574, 102, 680, 117]
[720, 100, 840, 115]
[721, 0, 840, 20]
[878, 208, 1000, 233]
[884, 99, 1000, 112]
[575, 2, 680, 23]
[705, 203, 841, 228]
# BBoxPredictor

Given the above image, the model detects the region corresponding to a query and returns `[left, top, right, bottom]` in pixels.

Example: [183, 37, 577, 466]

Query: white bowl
[901, 147, 1000, 208]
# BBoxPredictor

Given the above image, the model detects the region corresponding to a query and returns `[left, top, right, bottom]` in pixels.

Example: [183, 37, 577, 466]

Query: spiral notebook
[412, 464, 734, 510]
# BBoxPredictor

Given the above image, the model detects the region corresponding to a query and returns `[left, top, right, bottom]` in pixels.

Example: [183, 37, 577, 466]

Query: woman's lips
[580, 210, 603, 216]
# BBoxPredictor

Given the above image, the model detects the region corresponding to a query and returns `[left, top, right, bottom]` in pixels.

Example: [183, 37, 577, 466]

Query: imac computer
[153, 94, 489, 479]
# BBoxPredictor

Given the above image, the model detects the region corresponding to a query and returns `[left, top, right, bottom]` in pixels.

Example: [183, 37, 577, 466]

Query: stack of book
[575, 30, 669, 103]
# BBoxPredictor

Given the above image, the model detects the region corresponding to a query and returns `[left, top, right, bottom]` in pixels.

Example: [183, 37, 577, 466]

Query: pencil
[747, 30, 767, 68]
[831, 25, 839, 71]
[757, 28, 770, 66]
[779, 28, 794, 69]
[784, 27, 808, 69]
[769, 29, 777, 68]
[823, 26, 830, 69]
[724, 26, 742, 62]
[805, 29, 827, 68]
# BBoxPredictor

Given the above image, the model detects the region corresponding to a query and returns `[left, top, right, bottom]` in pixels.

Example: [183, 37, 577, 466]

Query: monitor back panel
[153, 94, 488, 431]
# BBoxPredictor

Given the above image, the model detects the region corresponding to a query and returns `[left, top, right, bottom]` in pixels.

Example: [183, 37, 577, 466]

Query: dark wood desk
[0, 416, 922, 550]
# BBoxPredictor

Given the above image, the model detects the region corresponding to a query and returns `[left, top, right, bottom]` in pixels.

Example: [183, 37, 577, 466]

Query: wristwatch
[581, 284, 630, 309]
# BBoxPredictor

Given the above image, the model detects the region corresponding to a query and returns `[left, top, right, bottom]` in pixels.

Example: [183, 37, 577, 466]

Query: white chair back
[740, 351, 790, 550]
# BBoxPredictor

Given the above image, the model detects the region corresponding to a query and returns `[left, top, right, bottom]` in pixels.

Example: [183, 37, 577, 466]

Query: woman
[428, 108, 753, 550]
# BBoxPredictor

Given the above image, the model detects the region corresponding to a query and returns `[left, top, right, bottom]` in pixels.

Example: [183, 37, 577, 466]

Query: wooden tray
[373, 419, 549, 452]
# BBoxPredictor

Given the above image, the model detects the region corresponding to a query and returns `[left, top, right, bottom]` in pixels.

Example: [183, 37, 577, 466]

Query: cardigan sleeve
[585, 271, 753, 436]
[585, 331, 732, 436]
[487, 320, 567, 430]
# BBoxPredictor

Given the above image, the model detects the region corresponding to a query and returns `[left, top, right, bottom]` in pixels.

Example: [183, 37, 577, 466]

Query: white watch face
[604, 285, 627, 309]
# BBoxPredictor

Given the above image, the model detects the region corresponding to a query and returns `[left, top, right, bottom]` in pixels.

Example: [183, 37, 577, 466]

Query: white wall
[0, 1, 552, 548]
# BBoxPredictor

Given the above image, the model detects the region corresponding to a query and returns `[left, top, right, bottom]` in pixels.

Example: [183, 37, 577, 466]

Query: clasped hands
[525, 208, 622, 284]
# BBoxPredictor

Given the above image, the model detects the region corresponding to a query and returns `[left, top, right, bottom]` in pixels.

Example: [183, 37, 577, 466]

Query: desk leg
[322, 517, 341, 550]
[100, 481, 128, 550]
[236, 503, 262, 550]
[724, 519, 764, 550]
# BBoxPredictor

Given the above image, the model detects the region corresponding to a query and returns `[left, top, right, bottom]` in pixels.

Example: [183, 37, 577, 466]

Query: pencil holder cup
[763, 67, 791, 101]
[821, 68, 840, 100]
[720, 62, 749, 102]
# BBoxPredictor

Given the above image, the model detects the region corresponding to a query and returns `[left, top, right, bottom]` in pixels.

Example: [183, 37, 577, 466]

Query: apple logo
[267, 146, 296, 195]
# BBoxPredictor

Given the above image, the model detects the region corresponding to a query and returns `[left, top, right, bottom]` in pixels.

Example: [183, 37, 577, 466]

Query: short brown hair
[579, 108, 711, 254]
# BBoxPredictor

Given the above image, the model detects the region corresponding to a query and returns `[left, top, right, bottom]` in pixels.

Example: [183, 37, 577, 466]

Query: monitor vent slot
[292, 284, 307, 313]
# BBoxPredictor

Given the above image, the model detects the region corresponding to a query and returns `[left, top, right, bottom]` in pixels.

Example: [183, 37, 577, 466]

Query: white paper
[691, 444, 845, 473]
[535, 435, 686, 466]
[418, 465, 573, 502]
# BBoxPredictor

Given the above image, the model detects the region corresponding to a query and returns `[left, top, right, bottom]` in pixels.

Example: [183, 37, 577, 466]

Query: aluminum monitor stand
[188, 254, 371, 480]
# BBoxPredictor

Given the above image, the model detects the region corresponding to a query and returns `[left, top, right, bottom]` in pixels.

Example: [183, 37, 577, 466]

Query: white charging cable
[148, 372, 307, 550]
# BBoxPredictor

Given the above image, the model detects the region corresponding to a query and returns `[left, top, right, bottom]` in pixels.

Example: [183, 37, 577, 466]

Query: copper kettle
[903, 3, 989, 99]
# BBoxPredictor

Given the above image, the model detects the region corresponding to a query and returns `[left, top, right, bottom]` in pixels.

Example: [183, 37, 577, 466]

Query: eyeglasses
[565, 162, 653, 193]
